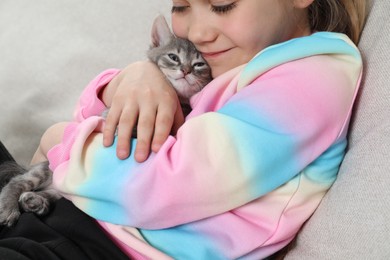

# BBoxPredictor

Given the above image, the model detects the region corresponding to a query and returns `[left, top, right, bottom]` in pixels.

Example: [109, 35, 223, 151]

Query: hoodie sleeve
[52, 33, 362, 230]
[73, 69, 121, 121]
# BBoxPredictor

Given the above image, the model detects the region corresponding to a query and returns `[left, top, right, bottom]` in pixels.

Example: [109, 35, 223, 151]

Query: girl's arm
[60, 53, 361, 229]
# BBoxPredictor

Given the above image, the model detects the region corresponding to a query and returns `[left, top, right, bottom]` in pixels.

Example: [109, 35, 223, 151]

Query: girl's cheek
[171, 17, 187, 38]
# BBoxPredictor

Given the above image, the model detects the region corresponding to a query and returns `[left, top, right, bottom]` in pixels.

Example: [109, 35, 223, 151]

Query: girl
[9, 0, 367, 259]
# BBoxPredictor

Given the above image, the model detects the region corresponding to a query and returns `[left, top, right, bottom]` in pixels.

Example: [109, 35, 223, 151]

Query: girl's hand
[101, 61, 185, 162]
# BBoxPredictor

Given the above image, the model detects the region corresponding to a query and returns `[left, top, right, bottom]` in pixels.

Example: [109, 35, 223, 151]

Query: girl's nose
[187, 15, 217, 45]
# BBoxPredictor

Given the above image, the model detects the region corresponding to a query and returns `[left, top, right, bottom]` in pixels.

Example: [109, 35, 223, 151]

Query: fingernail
[118, 149, 128, 159]
[152, 143, 162, 152]
[135, 151, 148, 162]
[103, 137, 112, 147]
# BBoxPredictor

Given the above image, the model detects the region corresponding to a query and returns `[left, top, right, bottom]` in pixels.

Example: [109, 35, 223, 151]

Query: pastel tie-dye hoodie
[48, 32, 362, 259]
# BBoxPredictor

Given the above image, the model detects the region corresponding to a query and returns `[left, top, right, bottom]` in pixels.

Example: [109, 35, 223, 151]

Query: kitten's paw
[19, 192, 49, 215]
[0, 205, 21, 226]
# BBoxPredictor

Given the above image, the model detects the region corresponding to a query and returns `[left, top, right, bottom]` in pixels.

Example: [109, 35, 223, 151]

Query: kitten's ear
[151, 15, 173, 47]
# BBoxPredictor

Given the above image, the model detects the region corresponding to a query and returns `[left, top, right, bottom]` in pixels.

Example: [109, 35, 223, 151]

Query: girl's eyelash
[171, 3, 237, 14]
[171, 6, 188, 13]
[211, 3, 237, 14]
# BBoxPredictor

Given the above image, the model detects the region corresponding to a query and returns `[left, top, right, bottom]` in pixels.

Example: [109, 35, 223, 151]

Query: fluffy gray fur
[0, 161, 61, 226]
[147, 15, 211, 105]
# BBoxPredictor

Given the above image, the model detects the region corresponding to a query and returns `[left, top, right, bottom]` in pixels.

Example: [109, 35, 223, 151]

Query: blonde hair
[308, 0, 368, 44]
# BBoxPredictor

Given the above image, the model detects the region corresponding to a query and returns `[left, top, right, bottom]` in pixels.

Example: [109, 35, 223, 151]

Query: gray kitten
[0, 15, 211, 226]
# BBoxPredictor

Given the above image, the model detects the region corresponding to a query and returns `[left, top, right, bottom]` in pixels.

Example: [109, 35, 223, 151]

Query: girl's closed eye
[171, 1, 238, 14]
[171, 0, 189, 13]
[210, 2, 237, 14]
[171, 5, 189, 13]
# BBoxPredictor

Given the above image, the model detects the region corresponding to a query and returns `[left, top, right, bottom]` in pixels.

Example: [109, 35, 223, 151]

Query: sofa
[286, 0, 390, 258]
[0, 0, 388, 259]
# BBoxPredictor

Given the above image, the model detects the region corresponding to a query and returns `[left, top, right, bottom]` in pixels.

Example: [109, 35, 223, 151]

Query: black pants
[0, 141, 130, 260]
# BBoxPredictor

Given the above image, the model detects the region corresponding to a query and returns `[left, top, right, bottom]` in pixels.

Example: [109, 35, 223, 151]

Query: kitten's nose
[181, 67, 191, 76]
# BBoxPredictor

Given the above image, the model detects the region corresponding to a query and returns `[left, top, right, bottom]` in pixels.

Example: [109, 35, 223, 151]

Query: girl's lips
[201, 48, 233, 59]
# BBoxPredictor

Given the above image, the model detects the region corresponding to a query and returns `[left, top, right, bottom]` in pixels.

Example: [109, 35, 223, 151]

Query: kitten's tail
[0, 161, 26, 191]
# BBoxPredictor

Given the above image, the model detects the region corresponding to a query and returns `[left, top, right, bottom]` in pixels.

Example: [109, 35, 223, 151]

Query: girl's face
[171, 0, 313, 78]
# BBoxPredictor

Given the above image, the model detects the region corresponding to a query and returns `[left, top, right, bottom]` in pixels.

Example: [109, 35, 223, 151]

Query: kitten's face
[155, 38, 211, 99]
[147, 15, 212, 101]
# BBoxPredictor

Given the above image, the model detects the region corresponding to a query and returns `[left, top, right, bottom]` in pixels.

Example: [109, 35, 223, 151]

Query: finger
[151, 104, 176, 153]
[102, 77, 123, 147]
[103, 105, 121, 147]
[134, 106, 157, 162]
[116, 105, 139, 159]
[171, 102, 185, 135]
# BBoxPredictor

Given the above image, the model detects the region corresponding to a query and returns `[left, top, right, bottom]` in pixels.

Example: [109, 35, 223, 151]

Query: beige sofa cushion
[286, 0, 390, 258]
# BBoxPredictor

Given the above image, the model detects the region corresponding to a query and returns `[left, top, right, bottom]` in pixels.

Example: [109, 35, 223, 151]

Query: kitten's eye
[193, 62, 206, 68]
[168, 53, 180, 63]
